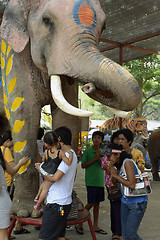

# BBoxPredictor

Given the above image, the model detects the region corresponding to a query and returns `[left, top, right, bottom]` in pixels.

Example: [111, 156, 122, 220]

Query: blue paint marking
[0, 69, 2, 88]
[78, 30, 113, 64]
[73, 0, 97, 30]
[78, 30, 97, 50]
[116, 65, 140, 94]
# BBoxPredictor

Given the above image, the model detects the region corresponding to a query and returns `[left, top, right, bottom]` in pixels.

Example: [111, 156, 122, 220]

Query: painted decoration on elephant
[73, 0, 96, 30]
[101, 117, 148, 137]
[1, 40, 29, 165]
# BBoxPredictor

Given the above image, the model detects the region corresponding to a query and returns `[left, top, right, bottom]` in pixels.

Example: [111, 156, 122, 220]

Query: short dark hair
[37, 127, 44, 140]
[92, 131, 104, 141]
[1, 130, 12, 144]
[118, 128, 134, 146]
[44, 131, 58, 146]
[54, 127, 72, 145]
[110, 130, 120, 143]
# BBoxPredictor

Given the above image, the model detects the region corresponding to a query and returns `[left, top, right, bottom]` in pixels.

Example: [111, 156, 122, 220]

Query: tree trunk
[135, 80, 143, 118]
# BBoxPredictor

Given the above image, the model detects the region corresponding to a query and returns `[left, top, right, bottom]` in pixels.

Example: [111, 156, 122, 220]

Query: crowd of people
[76, 128, 149, 240]
[0, 126, 151, 240]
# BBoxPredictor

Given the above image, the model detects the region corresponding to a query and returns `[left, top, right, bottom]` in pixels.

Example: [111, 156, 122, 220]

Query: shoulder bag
[121, 160, 152, 197]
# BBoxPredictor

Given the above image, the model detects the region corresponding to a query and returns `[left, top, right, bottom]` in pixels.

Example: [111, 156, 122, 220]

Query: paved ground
[11, 163, 160, 240]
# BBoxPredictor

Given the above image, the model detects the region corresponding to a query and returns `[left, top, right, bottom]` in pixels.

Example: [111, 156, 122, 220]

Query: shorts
[39, 203, 71, 240]
[87, 186, 105, 204]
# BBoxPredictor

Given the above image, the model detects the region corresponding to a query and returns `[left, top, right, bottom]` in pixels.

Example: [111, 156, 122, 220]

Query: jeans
[121, 201, 147, 240]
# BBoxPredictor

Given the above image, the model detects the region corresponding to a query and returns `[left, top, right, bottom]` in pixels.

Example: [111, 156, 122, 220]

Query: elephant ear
[0, 0, 29, 53]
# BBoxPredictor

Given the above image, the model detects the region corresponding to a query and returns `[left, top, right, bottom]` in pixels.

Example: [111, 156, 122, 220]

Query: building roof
[99, 0, 160, 63]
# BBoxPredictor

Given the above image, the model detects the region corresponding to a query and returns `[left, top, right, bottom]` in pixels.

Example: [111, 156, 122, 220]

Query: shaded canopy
[100, 0, 160, 63]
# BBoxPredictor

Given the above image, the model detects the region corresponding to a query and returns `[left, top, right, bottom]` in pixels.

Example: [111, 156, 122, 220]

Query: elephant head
[1, 0, 140, 117]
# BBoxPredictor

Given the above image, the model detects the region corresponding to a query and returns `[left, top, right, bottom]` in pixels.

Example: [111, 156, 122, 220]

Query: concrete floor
[11, 163, 160, 240]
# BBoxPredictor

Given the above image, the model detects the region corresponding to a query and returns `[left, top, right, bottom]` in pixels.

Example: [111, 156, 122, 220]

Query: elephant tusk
[106, 106, 132, 118]
[50, 75, 94, 117]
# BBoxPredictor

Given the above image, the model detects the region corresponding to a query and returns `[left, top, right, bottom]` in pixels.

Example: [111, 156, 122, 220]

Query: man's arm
[43, 169, 64, 182]
[35, 163, 64, 182]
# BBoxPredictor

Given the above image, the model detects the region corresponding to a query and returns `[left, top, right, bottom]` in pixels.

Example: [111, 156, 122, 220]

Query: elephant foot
[31, 209, 42, 218]
[17, 209, 30, 218]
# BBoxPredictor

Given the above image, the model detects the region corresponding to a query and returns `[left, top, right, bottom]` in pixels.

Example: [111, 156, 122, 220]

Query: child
[76, 131, 107, 235]
[101, 143, 123, 240]
[34, 131, 73, 211]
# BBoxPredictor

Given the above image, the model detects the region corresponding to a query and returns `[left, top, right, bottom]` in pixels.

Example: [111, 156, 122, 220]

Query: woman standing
[110, 151, 148, 240]
[0, 148, 29, 240]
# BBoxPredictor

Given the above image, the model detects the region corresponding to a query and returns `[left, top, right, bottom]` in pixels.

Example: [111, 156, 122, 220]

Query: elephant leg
[10, 105, 42, 217]
[151, 156, 160, 181]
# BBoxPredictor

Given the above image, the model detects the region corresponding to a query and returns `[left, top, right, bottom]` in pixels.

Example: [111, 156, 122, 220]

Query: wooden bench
[9, 209, 97, 240]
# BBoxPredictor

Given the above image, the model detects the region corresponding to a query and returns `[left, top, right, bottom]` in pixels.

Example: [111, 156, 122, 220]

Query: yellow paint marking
[14, 140, 27, 152]
[6, 55, 13, 76]
[13, 120, 25, 133]
[8, 75, 17, 94]
[11, 97, 24, 111]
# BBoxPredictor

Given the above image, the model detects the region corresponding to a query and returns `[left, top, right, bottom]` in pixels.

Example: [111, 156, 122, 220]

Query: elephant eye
[43, 17, 52, 25]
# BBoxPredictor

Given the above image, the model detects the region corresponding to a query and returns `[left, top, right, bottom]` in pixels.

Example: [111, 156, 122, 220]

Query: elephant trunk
[77, 51, 141, 112]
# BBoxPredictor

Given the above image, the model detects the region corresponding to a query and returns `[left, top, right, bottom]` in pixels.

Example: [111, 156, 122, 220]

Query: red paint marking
[79, 2, 94, 27]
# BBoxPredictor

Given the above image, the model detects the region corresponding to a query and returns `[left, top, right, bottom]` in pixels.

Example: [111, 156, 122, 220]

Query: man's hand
[96, 148, 101, 160]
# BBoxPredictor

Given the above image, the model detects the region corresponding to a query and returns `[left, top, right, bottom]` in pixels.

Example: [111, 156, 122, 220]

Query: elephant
[148, 129, 160, 181]
[0, 0, 140, 217]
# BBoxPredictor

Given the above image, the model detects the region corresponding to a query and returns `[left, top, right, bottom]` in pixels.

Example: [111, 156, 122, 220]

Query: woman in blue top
[110, 151, 148, 240]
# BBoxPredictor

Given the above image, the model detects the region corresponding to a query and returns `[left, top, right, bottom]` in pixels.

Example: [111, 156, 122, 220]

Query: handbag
[108, 184, 122, 201]
[121, 160, 152, 197]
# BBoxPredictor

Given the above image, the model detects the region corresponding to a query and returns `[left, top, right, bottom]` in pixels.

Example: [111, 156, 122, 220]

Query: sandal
[34, 205, 41, 211]
[75, 225, 84, 235]
[13, 228, 30, 235]
[94, 229, 108, 235]
[34, 198, 38, 203]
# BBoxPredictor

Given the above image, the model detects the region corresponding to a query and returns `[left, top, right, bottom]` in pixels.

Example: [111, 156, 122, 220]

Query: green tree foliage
[78, 85, 113, 120]
[124, 54, 160, 119]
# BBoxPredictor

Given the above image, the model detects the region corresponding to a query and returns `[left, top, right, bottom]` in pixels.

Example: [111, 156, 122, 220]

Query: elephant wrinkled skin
[0, 0, 141, 216]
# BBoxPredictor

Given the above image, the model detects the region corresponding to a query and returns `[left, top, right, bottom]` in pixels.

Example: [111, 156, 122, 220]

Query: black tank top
[41, 150, 62, 175]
